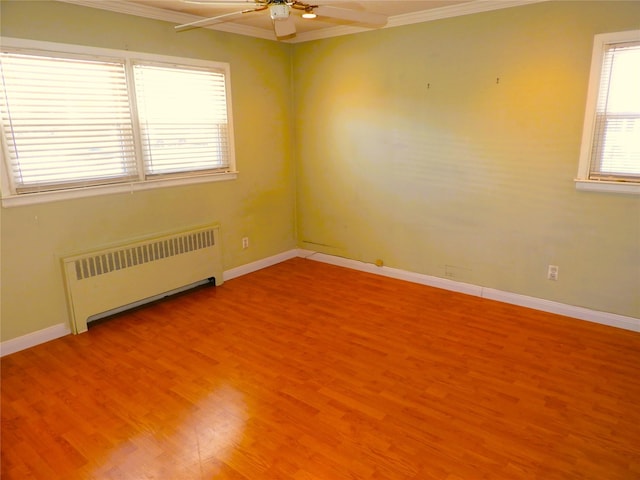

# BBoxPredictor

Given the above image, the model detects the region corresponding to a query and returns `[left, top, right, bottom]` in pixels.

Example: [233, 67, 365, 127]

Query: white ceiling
[59, 0, 543, 43]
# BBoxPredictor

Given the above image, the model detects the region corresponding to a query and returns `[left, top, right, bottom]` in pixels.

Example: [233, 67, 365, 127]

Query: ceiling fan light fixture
[302, 7, 316, 19]
[269, 3, 290, 20]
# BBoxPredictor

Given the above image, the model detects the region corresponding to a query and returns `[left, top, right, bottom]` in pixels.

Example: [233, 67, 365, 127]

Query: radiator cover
[61, 224, 223, 334]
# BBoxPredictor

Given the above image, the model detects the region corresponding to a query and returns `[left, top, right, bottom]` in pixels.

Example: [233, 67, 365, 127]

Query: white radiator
[61, 224, 223, 334]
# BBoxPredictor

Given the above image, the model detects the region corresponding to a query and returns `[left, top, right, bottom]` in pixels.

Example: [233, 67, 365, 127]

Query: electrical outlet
[242, 237, 249, 249]
[547, 265, 559, 281]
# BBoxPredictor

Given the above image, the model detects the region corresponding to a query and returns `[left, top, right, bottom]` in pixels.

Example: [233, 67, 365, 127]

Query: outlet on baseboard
[242, 237, 249, 249]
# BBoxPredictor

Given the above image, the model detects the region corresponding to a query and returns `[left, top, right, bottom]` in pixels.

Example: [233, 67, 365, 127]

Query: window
[133, 63, 231, 178]
[0, 38, 236, 205]
[576, 30, 640, 194]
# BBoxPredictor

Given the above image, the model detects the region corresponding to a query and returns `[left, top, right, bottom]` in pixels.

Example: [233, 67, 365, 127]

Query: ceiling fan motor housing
[269, 3, 290, 20]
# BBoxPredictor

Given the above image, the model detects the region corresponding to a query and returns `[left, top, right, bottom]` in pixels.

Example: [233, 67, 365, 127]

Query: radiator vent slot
[61, 224, 223, 334]
[74, 229, 215, 280]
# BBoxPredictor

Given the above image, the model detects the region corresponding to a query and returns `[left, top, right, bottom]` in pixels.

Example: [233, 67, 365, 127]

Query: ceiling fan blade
[313, 5, 387, 28]
[273, 16, 296, 38]
[175, 7, 263, 32]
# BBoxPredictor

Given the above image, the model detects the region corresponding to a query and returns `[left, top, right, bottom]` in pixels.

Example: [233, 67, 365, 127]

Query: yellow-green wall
[293, 1, 640, 318]
[2, 1, 639, 343]
[0, 1, 296, 341]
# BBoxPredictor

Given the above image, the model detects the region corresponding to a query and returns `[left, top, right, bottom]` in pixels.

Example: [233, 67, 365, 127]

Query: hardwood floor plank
[2, 258, 639, 479]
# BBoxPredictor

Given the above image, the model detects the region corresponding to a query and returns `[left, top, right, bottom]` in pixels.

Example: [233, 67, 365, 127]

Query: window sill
[574, 179, 640, 195]
[1, 171, 239, 207]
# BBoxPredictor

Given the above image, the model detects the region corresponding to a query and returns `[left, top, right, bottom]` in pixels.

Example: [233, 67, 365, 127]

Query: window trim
[575, 29, 640, 195]
[0, 37, 238, 207]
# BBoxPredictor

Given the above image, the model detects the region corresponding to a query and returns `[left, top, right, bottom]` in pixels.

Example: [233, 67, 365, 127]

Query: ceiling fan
[174, 0, 388, 39]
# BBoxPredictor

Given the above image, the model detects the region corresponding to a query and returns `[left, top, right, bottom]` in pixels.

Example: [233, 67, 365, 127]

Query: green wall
[0, 1, 296, 341]
[2, 1, 639, 343]
[293, 1, 640, 318]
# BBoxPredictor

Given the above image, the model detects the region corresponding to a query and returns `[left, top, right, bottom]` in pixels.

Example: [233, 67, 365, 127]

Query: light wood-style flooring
[2, 258, 640, 479]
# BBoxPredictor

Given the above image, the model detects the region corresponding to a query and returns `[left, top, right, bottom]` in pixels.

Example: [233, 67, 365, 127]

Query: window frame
[575, 29, 640, 195]
[0, 37, 238, 207]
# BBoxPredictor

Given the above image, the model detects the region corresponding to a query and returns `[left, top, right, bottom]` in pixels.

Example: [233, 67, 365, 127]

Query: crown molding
[388, 0, 547, 28]
[289, 0, 548, 43]
[58, 0, 548, 44]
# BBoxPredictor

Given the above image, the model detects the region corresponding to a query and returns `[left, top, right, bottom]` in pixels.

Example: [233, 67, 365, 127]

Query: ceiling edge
[58, 0, 279, 40]
[57, 0, 548, 44]
[289, 0, 548, 43]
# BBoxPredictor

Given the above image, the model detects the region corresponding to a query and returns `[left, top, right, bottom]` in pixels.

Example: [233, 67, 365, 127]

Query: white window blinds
[589, 41, 640, 181]
[0, 43, 235, 199]
[0, 52, 137, 193]
[133, 63, 231, 177]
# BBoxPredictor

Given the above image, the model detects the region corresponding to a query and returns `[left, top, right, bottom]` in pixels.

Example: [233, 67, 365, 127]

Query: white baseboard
[482, 288, 640, 332]
[298, 250, 483, 296]
[223, 249, 300, 281]
[0, 323, 71, 357]
[3, 248, 637, 357]
[300, 250, 640, 333]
